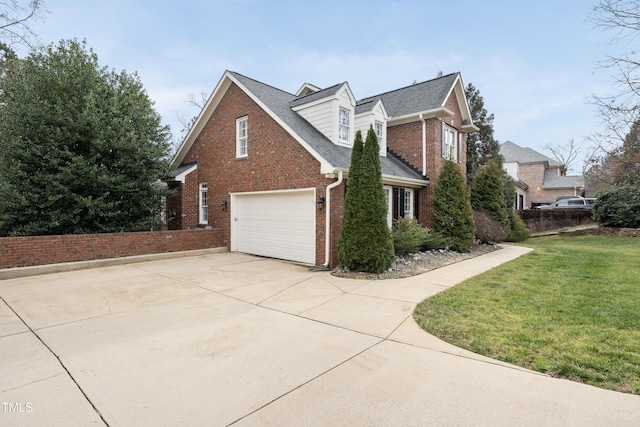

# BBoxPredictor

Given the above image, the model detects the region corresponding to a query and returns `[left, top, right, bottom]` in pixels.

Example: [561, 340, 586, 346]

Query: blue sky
[24, 0, 616, 173]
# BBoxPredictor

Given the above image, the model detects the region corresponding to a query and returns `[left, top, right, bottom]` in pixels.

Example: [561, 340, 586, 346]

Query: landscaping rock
[332, 244, 499, 280]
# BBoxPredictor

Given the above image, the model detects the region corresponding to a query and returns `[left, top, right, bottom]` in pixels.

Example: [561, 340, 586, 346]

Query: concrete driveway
[1, 246, 639, 426]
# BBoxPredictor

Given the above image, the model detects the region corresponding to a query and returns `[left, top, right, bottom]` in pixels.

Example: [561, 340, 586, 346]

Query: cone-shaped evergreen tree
[470, 159, 509, 230]
[337, 130, 364, 267]
[433, 160, 475, 252]
[338, 126, 394, 272]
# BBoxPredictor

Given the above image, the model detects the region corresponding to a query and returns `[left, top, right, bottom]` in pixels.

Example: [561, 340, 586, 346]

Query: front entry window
[403, 189, 414, 219]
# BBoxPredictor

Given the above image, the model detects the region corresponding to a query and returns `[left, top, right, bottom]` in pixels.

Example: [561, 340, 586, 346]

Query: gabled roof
[295, 82, 321, 97]
[289, 82, 346, 109]
[357, 72, 477, 131]
[355, 97, 388, 117]
[543, 171, 585, 189]
[168, 161, 197, 183]
[500, 141, 562, 167]
[359, 73, 457, 116]
[171, 70, 427, 186]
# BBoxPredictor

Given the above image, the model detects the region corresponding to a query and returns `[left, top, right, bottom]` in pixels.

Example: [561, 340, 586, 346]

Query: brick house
[167, 70, 477, 267]
[500, 141, 585, 209]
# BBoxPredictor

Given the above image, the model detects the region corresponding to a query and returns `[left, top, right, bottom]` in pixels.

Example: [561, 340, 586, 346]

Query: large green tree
[338, 126, 394, 273]
[433, 160, 475, 252]
[465, 83, 501, 183]
[0, 39, 172, 236]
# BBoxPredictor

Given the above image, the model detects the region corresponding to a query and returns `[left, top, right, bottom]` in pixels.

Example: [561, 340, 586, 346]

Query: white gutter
[323, 170, 344, 267]
[419, 113, 426, 176]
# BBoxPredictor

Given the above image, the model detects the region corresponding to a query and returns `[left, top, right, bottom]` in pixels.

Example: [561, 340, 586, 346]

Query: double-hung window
[442, 124, 458, 161]
[199, 183, 208, 224]
[338, 108, 350, 143]
[403, 189, 414, 219]
[236, 117, 248, 158]
[375, 120, 384, 146]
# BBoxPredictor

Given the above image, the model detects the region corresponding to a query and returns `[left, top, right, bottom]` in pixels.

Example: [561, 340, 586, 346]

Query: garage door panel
[235, 191, 316, 264]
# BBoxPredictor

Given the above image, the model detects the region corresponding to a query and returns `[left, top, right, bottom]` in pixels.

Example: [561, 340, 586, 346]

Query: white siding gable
[355, 100, 388, 155]
[295, 99, 334, 140]
[292, 83, 356, 147]
[504, 161, 519, 180]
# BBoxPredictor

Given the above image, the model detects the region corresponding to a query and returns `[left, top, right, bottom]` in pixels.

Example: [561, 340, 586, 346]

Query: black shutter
[393, 188, 399, 221]
[399, 188, 405, 218]
[414, 190, 419, 222]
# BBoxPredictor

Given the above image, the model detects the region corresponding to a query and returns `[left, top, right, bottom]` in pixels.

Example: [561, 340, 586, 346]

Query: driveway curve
[1, 245, 638, 426]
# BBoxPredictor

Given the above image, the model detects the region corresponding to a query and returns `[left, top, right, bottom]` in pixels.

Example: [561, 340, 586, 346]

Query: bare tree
[0, 0, 47, 49]
[170, 91, 210, 155]
[176, 90, 209, 136]
[585, 1, 640, 191]
[543, 138, 606, 176]
[543, 139, 582, 174]
[591, 1, 640, 134]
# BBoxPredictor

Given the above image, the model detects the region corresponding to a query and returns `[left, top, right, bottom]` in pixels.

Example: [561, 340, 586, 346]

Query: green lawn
[413, 235, 640, 394]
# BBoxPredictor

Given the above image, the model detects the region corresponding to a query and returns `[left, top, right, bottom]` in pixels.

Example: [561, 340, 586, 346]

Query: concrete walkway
[1, 245, 638, 426]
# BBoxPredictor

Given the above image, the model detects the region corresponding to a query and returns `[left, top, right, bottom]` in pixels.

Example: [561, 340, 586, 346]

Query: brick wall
[517, 209, 596, 233]
[386, 109, 468, 228]
[173, 82, 336, 266]
[0, 228, 224, 269]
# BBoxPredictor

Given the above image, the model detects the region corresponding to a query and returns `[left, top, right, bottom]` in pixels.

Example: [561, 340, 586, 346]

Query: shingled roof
[543, 171, 585, 189]
[229, 72, 426, 182]
[173, 70, 475, 184]
[358, 73, 459, 119]
[500, 140, 562, 167]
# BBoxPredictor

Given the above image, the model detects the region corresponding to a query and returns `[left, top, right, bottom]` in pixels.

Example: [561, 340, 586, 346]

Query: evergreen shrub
[592, 184, 640, 227]
[392, 218, 430, 256]
[470, 160, 509, 229]
[505, 211, 530, 242]
[433, 160, 476, 252]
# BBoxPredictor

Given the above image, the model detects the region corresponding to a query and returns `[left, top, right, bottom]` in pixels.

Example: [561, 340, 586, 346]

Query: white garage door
[234, 190, 316, 264]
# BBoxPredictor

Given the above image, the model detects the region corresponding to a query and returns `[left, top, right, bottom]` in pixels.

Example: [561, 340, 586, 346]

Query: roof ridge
[359, 72, 459, 102]
[293, 81, 345, 101]
[229, 70, 297, 97]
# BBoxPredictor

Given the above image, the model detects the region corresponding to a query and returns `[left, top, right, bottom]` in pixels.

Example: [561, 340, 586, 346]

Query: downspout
[323, 170, 344, 268]
[419, 113, 426, 175]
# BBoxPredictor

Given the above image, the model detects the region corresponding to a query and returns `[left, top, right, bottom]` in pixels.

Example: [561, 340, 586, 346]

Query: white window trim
[442, 122, 458, 162]
[236, 116, 248, 158]
[338, 107, 350, 144]
[384, 186, 392, 228]
[403, 188, 414, 219]
[199, 182, 208, 224]
[375, 120, 385, 155]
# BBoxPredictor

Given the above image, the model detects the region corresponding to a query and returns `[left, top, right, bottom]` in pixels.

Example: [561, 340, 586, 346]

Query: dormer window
[339, 108, 350, 143]
[375, 120, 384, 147]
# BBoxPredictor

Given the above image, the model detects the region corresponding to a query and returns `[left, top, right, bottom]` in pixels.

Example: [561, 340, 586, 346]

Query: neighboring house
[167, 70, 477, 267]
[500, 141, 585, 209]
